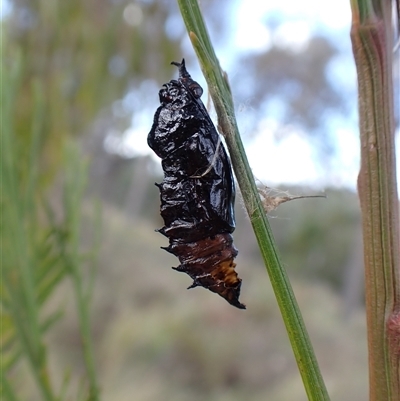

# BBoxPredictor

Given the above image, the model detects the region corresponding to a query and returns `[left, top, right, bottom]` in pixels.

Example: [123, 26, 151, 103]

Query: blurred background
[4, 0, 399, 400]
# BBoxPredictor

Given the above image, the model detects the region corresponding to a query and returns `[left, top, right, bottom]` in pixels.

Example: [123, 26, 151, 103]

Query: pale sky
[229, 0, 361, 190]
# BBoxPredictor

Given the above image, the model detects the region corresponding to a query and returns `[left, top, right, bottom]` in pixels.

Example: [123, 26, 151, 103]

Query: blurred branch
[2, 49, 101, 401]
[176, 1, 330, 400]
[350, 0, 400, 399]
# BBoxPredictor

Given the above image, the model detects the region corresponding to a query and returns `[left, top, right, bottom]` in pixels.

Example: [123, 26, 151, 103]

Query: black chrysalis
[148, 59, 245, 309]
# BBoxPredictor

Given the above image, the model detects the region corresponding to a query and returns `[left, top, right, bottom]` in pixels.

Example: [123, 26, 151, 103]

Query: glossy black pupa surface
[147, 59, 245, 309]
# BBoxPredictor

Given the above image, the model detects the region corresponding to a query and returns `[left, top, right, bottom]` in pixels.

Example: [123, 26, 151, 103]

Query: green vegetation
[1, 0, 397, 400]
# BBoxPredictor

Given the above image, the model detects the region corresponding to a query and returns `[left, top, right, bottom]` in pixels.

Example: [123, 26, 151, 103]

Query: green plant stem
[350, 1, 400, 399]
[176, 1, 330, 400]
[63, 144, 100, 401]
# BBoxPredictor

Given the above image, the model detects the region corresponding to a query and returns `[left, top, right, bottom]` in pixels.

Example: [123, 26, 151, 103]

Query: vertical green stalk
[176, 1, 330, 400]
[350, 0, 400, 399]
[62, 143, 100, 401]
